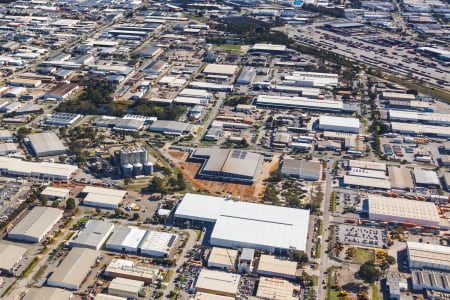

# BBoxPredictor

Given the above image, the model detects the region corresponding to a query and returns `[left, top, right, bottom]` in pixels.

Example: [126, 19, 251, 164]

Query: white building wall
[369, 212, 438, 227]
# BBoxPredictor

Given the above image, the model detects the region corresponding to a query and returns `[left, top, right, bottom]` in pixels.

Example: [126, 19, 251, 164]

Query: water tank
[122, 164, 133, 177]
[143, 161, 154, 175]
[133, 163, 143, 176]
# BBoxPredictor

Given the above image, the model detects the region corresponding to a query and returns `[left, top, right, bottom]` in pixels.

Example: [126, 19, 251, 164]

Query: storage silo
[133, 163, 143, 176]
[143, 161, 154, 175]
[122, 164, 133, 177]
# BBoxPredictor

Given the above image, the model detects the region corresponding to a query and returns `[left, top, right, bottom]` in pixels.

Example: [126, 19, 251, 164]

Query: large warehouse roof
[0, 243, 27, 273]
[27, 132, 66, 157]
[22, 287, 73, 300]
[70, 220, 114, 250]
[106, 226, 147, 251]
[368, 195, 440, 227]
[139, 230, 178, 256]
[250, 44, 287, 52]
[175, 193, 310, 251]
[203, 64, 238, 76]
[256, 277, 297, 300]
[388, 166, 414, 190]
[0, 157, 77, 180]
[255, 95, 357, 112]
[257, 255, 297, 278]
[8, 207, 63, 242]
[41, 186, 70, 199]
[413, 168, 440, 186]
[82, 186, 127, 209]
[47, 247, 99, 290]
[391, 122, 450, 138]
[343, 175, 391, 190]
[408, 241, 450, 269]
[349, 160, 386, 171]
[319, 115, 360, 131]
[195, 269, 240, 296]
[281, 159, 321, 180]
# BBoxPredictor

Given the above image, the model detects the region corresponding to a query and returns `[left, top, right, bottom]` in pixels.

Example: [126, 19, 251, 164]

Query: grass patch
[1, 281, 16, 298]
[318, 219, 324, 235]
[20, 257, 39, 279]
[312, 275, 319, 286]
[64, 231, 75, 241]
[316, 243, 321, 259]
[371, 284, 381, 300]
[352, 248, 375, 264]
[330, 192, 337, 212]
[164, 270, 174, 283]
[326, 267, 340, 300]
[32, 265, 47, 281]
[215, 44, 243, 53]
[193, 229, 202, 241]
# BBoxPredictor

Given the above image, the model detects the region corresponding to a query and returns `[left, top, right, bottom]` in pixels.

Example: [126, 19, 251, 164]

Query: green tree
[66, 198, 76, 210]
[40, 195, 49, 206]
[291, 250, 309, 264]
[147, 177, 167, 194]
[359, 261, 382, 282]
[269, 169, 284, 182]
[386, 255, 396, 265]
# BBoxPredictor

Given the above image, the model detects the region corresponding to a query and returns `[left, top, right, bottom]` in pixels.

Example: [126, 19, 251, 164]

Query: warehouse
[389, 110, 450, 126]
[388, 166, 414, 190]
[408, 241, 450, 271]
[236, 66, 256, 84]
[175, 193, 310, 253]
[27, 132, 66, 157]
[248, 44, 287, 54]
[413, 168, 441, 188]
[203, 64, 238, 76]
[3, 87, 27, 98]
[272, 85, 321, 98]
[195, 269, 241, 297]
[391, 122, 450, 138]
[138, 230, 178, 258]
[190, 148, 263, 183]
[194, 293, 234, 300]
[281, 159, 321, 181]
[149, 120, 194, 135]
[106, 226, 147, 253]
[104, 259, 159, 284]
[207, 247, 238, 271]
[44, 112, 82, 126]
[8, 207, 63, 243]
[381, 92, 416, 101]
[108, 278, 144, 299]
[82, 186, 127, 209]
[95, 294, 126, 300]
[70, 220, 114, 250]
[41, 186, 70, 201]
[343, 175, 391, 190]
[349, 168, 387, 179]
[256, 277, 298, 300]
[189, 81, 234, 92]
[47, 247, 99, 290]
[368, 195, 440, 227]
[0, 143, 18, 156]
[9, 78, 41, 88]
[255, 95, 357, 113]
[318, 116, 360, 133]
[0, 157, 77, 180]
[412, 270, 450, 293]
[256, 255, 297, 280]
[443, 172, 450, 191]
[22, 287, 73, 300]
[43, 84, 79, 101]
[348, 160, 386, 171]
[0, 243, 27, 275]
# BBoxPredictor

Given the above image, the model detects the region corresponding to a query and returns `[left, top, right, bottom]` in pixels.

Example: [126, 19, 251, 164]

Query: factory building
[95, 294, 126, 300]
[348, 160, 386, 171]
[388, 166, 414, 191]
[207, 247, 238, 271]
[149, 120, 194, 135]
[203, 64, 238, 76]
[40, 186, 70, 201]
[138, 230, 178, 258]
[175, 193, 310, 253]
[0, 243, 27, 275]
[255, 95, 357, 113]
[104, 259, 160, 284]
[195, 269, 241, 298]
[190, 148, 263, 183]
[106, 226, 147, 253]
[119, 147, 153, 177]
[22, 287, 73, 300]
[408, 242, 450, 271]
[343, 175, 391, 190]
[256, 255, 298, 280]
[413, 168, 441, 188]
[318, 116, 360, 133]
[248, 44, 287, 54]
[391, 122, 450, 138]
[368, 195, 440, 227]
[27, 132, 66, 157]
[69, 220, 114, 250]
[81, 186, 127, 210]
[236, 66, 256, 85]
[281, 159, 321, 181]
[412, 270, 450, 293]
[47, 247, 99, 290]
[0, 157, 77, 180]
[44, 112, 82, 127]
[256, 277, 299, 300]
[8, 207, 63, 243]
[108, 278, 144, 299]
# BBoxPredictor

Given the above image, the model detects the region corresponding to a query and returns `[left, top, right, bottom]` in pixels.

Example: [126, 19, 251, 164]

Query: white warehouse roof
[82, 186, 127, 209]
[22, 287, 73, 300]
[41, 186, 70, 199]
[0, 243, 27, 274]
[69, 220, 114, 250]
[139, 230, 178, 257]
[318, 115, 360, 132]
[175, 193, 310, 252]
[8, 207, 63, 243]
[106, 226, 147, 253]
[408, 241, 450, 271]
[0, 157, 77, 180]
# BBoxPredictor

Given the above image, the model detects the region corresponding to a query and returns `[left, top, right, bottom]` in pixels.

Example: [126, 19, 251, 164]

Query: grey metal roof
[9, 207, 63, 241]
[281, 159, 321, 180]
[27, 132, 66, 156]
[69, 220, 114, 249]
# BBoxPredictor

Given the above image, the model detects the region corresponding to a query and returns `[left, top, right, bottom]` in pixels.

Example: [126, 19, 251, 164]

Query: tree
[66, 198, 76, 210]
[124, 177, 133, 185]
[40, 195, 49, 206]
[51, 200, 59, 208]
[148, 177, 167, 194]
[386, 255, 396, 265]
[269, 169, 284, 182]
[132, 213, 140, 221]
[359, 261, 382, 282]
[291, 250, 309, 264]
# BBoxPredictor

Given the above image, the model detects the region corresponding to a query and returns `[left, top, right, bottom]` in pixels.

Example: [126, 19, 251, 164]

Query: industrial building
[194, 293, 234, 300]
[190, 148, 263, 183]
[0, 157, 77, 180]
[318, 115, 360, 133]
[0, 243, 27, 275]
[69, 220, 114, 250]
[40, 186, 70, 201]
[386, 273, 407, 300]
[44, 112, 82, 127]
[195, 269, 241, 298]
[248, 44, 287, 54]
[207, 247, 238, 271]
[27, 132, 66, 157]
[149, 120, 194, 135]
[104, 259, 160, 284]
[0, 143, 18, 156]
[108, 278, 144, 299]
[281, 159, 321, 181]
[47, 247, 99, 290]
[120, 147, 153, 177]
[106, 226, 147, 253]
[348, 160, 386, 171]
[175, 193, 310, 253]
[203, 64, 238, 76]
[391, 122, 450, 138]
[388, 110, 450, 126]
[388, 166, 414, 190]
[236, 66, 256, 84]
[81, 186, 127, 209]
[381, 92, 416, 101]
[22, 287, 73, 300]
[138, 230, 178, 258]
[255, 94, 357, 113]
[8, 207, 63, 243]
[368, 195, 440, 227]
[256, 255, 297, 280]
[343, 175, 391, 190]
[256, 277, 298, 300]
[412, 270, 450, 293]
[413, 168, 441, 188]
[93, 116, 145, 132]
[95, 294, 126, 300]
[408, 242, 450, 271]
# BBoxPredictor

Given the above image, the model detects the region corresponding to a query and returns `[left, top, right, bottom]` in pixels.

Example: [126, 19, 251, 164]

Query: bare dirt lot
[167, 150, 279, 202]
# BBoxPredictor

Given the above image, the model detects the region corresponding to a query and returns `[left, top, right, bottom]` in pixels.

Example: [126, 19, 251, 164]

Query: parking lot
[336, 224, 387, 248]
